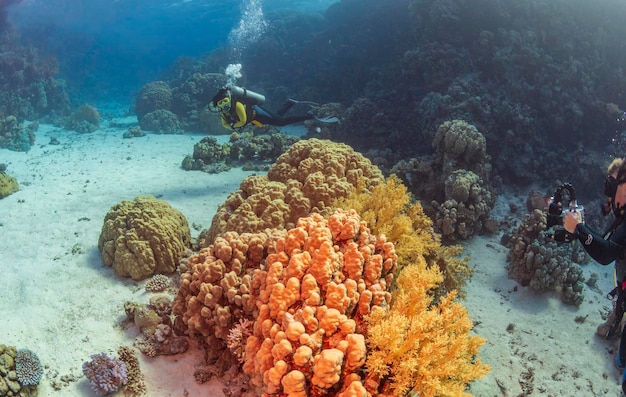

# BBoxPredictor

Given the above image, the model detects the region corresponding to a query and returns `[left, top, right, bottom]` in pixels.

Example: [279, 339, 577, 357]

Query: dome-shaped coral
[139, 109, 181, 134]
[98, 195, 191, 280]
[175, 209, 397, 395]
[434, 119, 487, 173]
[135, 81, 172, 121]
[201, 138, 384, 246]
[0, 171, 18, 198]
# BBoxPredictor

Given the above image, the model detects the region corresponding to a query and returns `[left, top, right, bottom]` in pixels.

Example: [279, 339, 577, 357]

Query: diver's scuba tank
[229, 85, 266, 106]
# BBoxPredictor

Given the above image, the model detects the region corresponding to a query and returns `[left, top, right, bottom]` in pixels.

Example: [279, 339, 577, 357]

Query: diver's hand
[563, 210, 582, 233]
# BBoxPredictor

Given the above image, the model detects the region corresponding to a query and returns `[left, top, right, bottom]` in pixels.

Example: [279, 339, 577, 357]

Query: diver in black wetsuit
[564, 157, 626, 393]
[209, 86, 315, 130]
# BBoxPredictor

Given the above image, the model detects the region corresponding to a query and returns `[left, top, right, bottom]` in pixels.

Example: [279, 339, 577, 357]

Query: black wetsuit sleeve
[575, 223, 625, 265]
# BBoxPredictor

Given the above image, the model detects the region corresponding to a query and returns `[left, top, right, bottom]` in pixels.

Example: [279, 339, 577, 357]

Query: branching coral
[15, 349, 43, 387]
[365, 264, 490, 397]
[82, 353, 128, 395]
[117, 346, 146, 396]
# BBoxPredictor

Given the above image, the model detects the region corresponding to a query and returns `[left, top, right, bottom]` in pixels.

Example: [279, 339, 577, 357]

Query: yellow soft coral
[365, 264, 490, 397]
[334, 175, 438, 270]
[334, 175, 473, 297]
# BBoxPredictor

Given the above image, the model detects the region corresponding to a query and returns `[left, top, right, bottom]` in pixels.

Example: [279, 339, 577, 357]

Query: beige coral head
[98, 195, 191, 280]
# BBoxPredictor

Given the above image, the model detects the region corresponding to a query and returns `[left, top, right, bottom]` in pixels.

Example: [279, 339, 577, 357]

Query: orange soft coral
[242, 209, 396, 396]
[172, 230, 285, 370]
[365, 264, 490, 397]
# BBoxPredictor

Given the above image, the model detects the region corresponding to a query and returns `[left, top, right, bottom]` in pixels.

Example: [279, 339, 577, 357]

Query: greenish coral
[139, 109, 181, 134]
[0, 172, 19, 198]
[98, 195, 191, 280]
[64, 104, 100, 133]
[0, 116, 37, 152]
[434, 119, 488, 175]
[506, 209, 588, 305]
[135, 81, 172, 120]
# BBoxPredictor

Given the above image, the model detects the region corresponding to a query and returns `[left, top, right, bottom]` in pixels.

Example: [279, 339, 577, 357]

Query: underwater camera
[546, 182, 584, 243]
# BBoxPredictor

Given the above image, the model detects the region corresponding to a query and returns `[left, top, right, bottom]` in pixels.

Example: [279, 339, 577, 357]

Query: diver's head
[610, 158, 626, 215]
[209, 88, 232, 113]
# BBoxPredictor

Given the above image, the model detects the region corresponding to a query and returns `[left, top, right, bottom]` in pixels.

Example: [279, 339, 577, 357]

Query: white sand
[1, 119, 240, 396]
[0, 119, 623, 396]
[464, 197, 622, 397]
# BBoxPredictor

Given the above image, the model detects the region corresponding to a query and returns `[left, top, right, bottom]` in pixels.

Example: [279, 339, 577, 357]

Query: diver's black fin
[313, 115, 340, 123]
[288, 98, 320, 107]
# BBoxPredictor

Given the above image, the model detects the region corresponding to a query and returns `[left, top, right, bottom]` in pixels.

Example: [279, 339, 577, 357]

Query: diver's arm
[220, 114, 231, 129]
[232, 102, 248, 128]
[575, 223, 625, 265]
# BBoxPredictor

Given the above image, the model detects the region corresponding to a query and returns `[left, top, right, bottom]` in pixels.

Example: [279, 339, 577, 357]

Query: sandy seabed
[0, 118, 624, 396]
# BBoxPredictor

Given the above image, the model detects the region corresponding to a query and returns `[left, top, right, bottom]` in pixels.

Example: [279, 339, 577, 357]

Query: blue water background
[8, 0, 337, 104]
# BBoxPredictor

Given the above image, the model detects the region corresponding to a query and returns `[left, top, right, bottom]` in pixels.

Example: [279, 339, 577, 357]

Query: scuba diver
[564, 157, 626, 394]
[209, 85, 337, 130]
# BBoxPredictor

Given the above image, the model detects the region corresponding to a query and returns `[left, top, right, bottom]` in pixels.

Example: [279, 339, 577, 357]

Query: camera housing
[546, 182, 583, 243]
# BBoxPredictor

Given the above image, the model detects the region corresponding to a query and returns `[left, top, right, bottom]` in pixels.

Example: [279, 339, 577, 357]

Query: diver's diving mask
[209, 89, 232, 113]
[216, 96, 231, 112]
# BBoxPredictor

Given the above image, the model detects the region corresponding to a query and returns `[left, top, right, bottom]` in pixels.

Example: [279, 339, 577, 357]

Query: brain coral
[98, 195, 191, 280]
[201, 138, 384, 246]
